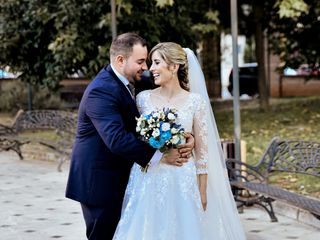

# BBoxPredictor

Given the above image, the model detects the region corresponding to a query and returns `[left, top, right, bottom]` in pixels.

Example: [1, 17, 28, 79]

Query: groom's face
[123, 44, 148, 84]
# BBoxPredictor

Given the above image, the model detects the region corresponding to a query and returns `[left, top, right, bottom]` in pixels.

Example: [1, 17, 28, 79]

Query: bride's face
[150, 51, 173, 86]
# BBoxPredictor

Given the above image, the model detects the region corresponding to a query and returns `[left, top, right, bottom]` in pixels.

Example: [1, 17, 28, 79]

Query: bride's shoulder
[188, 92, 204, 101]
[136, 89, 151, 100]
[188, 92, 207, 110]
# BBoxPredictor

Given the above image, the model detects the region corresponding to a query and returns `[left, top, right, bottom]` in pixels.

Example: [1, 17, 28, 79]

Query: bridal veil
[184, 48, 246, 239]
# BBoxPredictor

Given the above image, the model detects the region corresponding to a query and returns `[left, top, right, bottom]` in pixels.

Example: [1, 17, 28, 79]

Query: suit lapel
[105, 65, 139, 117]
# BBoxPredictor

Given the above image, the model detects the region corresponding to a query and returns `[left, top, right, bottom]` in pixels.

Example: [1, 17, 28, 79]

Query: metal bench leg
[237, 204, 244, 214]
[254, 197, 278, 222]
[57, 155, 69, 172]
[57, 156, 65, 172]
[14, 147, 24, 160]
[3, 146, 24, 160]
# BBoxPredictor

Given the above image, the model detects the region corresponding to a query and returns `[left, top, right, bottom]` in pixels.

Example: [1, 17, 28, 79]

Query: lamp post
[231, 0, 241, 162]
[28, 82, 32, 110]
[111, 0, 117, 39]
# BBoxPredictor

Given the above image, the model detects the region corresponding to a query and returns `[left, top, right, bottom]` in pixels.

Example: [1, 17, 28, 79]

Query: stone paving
[0, 151, 319, 240]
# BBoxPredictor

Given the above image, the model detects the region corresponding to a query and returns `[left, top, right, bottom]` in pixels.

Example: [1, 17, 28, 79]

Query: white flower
[171, 128, 178, 134]
[159, 112, 165, 119]
[140, 129, 146, 135]
[168, 113, 175, 120]
[137, 119, 144, 127]
[161, 122, 170, 131]
[170, 135, 180, 145]
[136, 108, 184, 151]
[179, 135, 186, 144]
[152, 128, 160, 137]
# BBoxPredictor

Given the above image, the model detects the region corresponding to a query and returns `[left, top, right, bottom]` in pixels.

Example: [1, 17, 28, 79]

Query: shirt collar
[110, 64, 129, 86]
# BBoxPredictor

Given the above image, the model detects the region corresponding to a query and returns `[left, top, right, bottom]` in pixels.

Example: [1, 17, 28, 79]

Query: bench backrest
[0, 123, 16, 135]
[256, 137, 320, 177]
[11, 110, 77, 134]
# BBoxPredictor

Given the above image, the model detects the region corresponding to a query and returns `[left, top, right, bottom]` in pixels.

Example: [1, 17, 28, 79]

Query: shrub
[0, 80, 65, 113]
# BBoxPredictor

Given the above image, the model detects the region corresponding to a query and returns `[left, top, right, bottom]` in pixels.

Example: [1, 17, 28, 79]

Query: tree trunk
[254, 3, 269, 111]
[202, 35, 221, 98]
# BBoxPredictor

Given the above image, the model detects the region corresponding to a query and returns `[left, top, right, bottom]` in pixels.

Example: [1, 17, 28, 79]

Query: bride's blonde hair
[149, 42, 189, 91]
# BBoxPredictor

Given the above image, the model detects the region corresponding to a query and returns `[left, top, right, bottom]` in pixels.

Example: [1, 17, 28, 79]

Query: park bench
[0, 110, 77, 171]
[226, 137, 320, 222]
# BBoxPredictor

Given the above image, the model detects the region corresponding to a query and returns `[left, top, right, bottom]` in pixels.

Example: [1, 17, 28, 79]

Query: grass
[214, 96, 320, 198]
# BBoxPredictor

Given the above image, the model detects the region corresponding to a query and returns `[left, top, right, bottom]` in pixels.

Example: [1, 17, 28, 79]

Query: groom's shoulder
[90, 66, 120, 88]
[84, 70, 122, 99]
[94, 66, 114, 82]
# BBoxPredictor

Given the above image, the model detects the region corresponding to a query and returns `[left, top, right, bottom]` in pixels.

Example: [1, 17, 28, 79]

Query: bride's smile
[150, 51, 179, 87]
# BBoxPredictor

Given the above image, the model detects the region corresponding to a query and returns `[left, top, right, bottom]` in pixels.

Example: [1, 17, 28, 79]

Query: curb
[21, 144, 58, 162]
[274, 201, 320, 229]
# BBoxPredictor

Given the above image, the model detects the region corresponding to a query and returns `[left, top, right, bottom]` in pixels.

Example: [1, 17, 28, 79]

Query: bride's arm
[197, 174, 208, 210]
[193, 95, 209, 211]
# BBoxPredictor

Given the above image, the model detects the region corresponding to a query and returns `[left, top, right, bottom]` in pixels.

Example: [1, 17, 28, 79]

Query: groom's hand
[161, 149, 188, 166]
[178, 133, 194, 158]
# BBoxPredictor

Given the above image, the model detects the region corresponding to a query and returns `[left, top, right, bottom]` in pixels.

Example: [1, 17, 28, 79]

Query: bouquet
[136, 108, 185, 153]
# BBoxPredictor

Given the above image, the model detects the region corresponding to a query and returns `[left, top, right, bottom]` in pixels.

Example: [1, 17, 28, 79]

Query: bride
[113, 42, 246, 240]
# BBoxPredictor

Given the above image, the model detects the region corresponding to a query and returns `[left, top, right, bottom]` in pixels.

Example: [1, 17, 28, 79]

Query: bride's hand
[161, 149, 188, 166]
[198, 174, 208, 211]
[200, 190, 207, 211]
[178, 133, 194, 158]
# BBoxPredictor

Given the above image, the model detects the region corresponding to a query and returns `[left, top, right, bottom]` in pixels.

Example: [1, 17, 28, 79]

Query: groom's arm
[86, 86, 154, 167]
[141, 150, 162, 172]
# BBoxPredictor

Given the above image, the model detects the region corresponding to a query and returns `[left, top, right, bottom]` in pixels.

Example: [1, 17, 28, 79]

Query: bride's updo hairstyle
[149, 42, 189, 91]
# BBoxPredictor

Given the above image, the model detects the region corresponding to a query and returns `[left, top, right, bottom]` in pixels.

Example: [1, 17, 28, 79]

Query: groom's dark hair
[110, 32, 147, 59]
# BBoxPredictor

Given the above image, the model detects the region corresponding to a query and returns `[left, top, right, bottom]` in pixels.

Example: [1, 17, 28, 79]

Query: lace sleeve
[135, 91, 147, 114]
[193, 94, 208, 174]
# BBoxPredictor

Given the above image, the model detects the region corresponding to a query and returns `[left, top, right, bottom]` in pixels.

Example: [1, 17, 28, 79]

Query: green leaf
[275, 0, 309, 18]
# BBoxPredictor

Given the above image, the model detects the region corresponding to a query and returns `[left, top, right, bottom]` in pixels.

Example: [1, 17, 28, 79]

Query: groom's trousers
[81, 203, 120, 240]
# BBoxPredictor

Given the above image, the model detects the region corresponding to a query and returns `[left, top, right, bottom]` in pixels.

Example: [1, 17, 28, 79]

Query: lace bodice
[136, 90, 208, 174]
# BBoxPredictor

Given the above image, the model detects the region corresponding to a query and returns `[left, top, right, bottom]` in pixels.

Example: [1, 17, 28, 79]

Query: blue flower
[145, 113, 152, 120]
[149, 137, 163, 149]
[160, 131, 172, 142]
[137, 107, 184, 152]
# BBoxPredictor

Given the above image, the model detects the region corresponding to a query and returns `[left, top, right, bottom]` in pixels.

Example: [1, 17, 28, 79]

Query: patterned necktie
[127, 83, 135, 99]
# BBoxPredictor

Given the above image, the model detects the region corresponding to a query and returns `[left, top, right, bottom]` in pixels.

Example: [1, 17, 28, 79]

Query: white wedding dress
[113, 90, 210, 240]
[113, 48, 246, 240]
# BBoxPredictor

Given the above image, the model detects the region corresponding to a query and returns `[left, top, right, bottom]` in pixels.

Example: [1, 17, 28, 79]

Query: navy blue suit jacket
[66, 65, 155, 208]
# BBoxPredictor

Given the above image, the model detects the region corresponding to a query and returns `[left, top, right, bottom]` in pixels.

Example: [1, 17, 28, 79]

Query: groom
[65, 32, 193, 240]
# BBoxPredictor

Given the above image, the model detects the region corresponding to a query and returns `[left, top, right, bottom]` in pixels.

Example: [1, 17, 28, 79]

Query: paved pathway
[0, 152, 319, 240]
